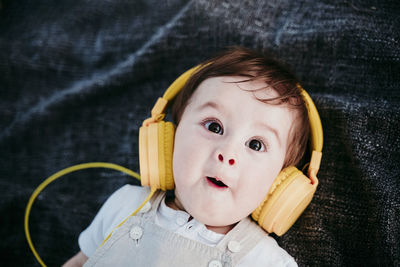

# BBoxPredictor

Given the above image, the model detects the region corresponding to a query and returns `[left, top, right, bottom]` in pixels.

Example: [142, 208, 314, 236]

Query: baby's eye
[204, 121, 223, 135]
[247, 139, 265, 152]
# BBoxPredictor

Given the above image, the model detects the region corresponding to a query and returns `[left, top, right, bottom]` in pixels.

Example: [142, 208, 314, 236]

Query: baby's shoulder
[239, 220, 297, 266]
[251, 236, 297, 266]
[110, 184, 150, 201]
[100, 184, 151, 216]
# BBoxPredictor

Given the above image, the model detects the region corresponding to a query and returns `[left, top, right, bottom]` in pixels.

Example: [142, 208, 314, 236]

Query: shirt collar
[157, 196, 225, 245]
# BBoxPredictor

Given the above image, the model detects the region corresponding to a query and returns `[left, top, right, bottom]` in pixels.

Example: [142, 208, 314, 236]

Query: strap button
[228, 240, 241, 253]
[208, 259, 222, 267]
[129, 225, 143, 240]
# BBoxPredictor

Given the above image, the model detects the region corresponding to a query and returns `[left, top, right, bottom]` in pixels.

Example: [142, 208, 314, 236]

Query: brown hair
[171, 46, 309, 168]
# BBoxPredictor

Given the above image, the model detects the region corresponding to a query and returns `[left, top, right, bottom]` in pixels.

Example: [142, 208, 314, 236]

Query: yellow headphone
[139, 66, 323, 236]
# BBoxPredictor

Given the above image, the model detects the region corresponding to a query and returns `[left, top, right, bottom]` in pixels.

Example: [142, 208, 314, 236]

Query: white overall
[83, 190, 267, 267]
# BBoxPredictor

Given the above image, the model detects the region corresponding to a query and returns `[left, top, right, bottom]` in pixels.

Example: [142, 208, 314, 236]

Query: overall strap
[216, 217, 265, 265]
[137, 189, 165, 222]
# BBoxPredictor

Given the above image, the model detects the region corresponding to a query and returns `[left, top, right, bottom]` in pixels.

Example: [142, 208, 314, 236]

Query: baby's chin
[193, 212, 239, 234]
[189, 210, 244, 233]
[174, 192, 252, 232]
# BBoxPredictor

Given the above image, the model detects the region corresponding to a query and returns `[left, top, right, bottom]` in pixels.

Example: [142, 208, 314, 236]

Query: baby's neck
[165, 197, 235, 235]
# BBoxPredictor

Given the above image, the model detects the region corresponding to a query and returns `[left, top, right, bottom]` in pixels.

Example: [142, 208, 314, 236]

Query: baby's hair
[171, 46, 309, 168]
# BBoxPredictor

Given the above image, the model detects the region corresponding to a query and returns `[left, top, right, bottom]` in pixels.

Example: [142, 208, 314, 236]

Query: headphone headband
[163, 65, 204, 101]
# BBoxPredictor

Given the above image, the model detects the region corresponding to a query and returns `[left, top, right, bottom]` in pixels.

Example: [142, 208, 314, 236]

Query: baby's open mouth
[207, 176, 228, 188]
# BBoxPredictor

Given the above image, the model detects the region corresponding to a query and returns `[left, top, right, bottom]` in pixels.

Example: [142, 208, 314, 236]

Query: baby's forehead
[194, 76, 282, 104]
[191, 76, 294, 117]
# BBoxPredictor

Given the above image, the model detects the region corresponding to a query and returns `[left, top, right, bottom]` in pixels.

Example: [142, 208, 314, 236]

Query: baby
[64, 47, 316, 266]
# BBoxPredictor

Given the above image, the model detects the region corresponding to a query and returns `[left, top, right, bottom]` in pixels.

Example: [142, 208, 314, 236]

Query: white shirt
[79, 185, 297, 266]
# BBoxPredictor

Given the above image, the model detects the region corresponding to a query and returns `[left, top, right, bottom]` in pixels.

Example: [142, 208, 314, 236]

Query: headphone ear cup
[158, 121, 175, 190]
[251, 166, 317, 236]
[139, 121, 175, 190]
[139, 123, 151, 187]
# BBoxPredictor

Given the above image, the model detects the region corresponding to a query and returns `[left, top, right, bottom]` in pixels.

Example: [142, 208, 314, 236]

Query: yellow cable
[24, 162, 142, 267]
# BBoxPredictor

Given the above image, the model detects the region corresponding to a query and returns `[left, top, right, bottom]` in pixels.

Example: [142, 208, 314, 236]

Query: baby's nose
[218, 154, 235, 165]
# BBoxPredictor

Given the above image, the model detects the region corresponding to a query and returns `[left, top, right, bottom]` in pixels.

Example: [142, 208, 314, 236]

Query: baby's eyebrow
[255, 121, 281, 147]
[196, 101, 222, 112]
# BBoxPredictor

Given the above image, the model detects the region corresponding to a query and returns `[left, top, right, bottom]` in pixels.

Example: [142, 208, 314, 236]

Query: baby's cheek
[245, 166, 277, 199]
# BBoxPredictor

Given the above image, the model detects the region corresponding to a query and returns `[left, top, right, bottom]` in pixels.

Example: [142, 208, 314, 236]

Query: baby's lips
[206, 176, 228, 188]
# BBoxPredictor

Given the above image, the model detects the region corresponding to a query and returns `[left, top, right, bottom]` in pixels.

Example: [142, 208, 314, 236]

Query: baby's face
[172, 76, 294, 230]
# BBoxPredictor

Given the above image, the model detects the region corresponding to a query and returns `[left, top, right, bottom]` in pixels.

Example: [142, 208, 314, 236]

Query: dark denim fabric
[0, 0, 399, 266]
